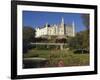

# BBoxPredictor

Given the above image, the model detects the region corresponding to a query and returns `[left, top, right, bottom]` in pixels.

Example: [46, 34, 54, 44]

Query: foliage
[56, 38, 67, 43]
[35, 37, 48, 43]
[23, 49, 89, 67]
[81, 14, 90, 30]
[23, 26, 35, 42]
[67, 30, 89, 50]
[23, 26, 35, 53]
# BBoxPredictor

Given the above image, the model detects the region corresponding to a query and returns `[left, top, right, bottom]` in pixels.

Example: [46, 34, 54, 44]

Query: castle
[35, 18, 75, 38]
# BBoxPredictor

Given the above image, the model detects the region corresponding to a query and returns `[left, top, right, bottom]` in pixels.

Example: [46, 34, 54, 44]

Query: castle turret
[46, 22, 48, 27]
[61, 17, 64, 25]
[59, 17, 65, 35]
[45, 23, 48, 35]
[72, 21, 75, 37]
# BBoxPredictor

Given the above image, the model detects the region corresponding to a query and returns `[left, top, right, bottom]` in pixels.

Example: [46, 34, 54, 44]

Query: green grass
[23, 49, 89, 67]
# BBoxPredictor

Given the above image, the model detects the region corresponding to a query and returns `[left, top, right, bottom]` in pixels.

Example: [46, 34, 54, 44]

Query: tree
[23, 26, 35, 53]
[81, 14, 90, 30]
[81, 14, 90, 50]
[67, 30, 89, 50]
[23, 26, 35, 42]
[67, 33, 83, 50]
[81, 30, 89, 49]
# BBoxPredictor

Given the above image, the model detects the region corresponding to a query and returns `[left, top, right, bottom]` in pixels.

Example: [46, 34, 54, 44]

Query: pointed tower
[46, 22, 48, 27]
[61, 17, 64, 25]
[45, 22, 48, 35]
[72, 21, 75, 37]
[60, 17, 65, 35]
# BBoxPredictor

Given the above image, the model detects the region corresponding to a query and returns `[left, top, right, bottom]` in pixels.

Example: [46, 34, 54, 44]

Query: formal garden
[23, 48, 89, 68]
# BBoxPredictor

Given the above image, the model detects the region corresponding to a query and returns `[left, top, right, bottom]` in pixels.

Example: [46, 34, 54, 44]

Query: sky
[23, 11, 88, 32]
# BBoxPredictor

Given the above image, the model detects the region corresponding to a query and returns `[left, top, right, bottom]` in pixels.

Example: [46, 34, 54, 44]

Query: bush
[73, 49, 89, 54]
[35, 45, 47, 50]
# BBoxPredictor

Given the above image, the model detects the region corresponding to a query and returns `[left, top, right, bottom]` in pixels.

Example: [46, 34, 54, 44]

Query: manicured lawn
[23, 49, 89, 67]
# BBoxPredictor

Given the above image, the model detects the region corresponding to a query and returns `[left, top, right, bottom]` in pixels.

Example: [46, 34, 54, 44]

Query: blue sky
[23, 11, 87, 32]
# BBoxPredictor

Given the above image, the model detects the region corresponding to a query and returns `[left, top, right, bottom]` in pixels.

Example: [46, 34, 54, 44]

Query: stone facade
[35, 18, 75, 38]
